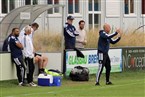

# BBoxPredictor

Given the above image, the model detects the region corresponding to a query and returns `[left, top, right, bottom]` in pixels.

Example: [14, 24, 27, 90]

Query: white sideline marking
[5, 96, 14, 97]
[24, 91, 54, 96]
[4, 80, 145, 97]
[5, 92, 55, 97]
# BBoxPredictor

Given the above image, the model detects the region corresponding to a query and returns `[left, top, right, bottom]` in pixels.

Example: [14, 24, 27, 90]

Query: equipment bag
[45, 69, 63, 76]
[69, 66, 89, 81]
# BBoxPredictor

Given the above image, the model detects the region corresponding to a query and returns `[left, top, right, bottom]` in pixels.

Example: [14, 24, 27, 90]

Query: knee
[36, 56, 43, 62]
[34, 57, 39, 64]
[108, 66, 111, 71]
[38, 56, 43, 61]
[43, 56, 48, 62]
[19, 65, 25, 70]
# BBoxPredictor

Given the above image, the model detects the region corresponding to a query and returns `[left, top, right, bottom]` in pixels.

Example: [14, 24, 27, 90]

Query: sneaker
[95, 82, 100, 86]
[106, 81, 113, 85]
[29, 82, 37, 87]
[18, 82, 25, 86]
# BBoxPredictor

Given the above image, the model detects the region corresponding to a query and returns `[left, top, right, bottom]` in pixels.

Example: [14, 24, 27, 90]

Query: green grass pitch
[0, 70, 145, 97]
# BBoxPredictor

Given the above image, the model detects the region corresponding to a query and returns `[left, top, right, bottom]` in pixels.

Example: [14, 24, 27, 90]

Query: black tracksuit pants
[13, 56, 25, 83]
[96, 51, 111, 83]
[25, 57, 35, 83]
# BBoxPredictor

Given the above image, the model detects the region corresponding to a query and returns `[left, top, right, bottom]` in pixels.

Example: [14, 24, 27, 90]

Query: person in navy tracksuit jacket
[63, 16, 81, 74]
[95, 23, 122, 85]
[9, 28, 25, 86]
[64, 15, 79, 49]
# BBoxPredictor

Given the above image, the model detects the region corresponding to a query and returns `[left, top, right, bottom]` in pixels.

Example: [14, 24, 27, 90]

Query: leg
[25, 57, 35, 83]
[96, 53, 104, 84]
[104, 54, 111, 84]
[34, 56, 43, 68]
[13, 57, 25, 84]
[34, 56, 43, 74]
[63, 50, 66, 74]
[41, 55, 48, 68]
[28, 58, 35, 83]
[35, 55, 48, 74]
[26, 57, 37, 86]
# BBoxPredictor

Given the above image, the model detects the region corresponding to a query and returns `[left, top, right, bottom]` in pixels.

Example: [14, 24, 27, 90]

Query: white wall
[105, 18, 121, 29]
[0, 53, 17, 80]
[47, 15, 63, 33]
[103, 0, 145, 32]
[43, 53, 62, 71]
[0, 52, 62, 81]
[123, 17, 138, 32]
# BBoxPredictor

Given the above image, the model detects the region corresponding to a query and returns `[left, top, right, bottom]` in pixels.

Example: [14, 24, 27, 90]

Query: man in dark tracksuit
[63, 15, 81, 73]
[9, 28, 25, 86]
[95, 23, 122, 85]
[64, 15, 79, 49]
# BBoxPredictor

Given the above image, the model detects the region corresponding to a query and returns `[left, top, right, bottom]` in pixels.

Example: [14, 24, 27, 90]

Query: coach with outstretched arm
[95, 23, 122, 86]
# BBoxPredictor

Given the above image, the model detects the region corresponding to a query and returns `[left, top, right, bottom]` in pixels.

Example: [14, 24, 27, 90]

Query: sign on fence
[122, 47, 145, 70]
[65, 49, 122, 76]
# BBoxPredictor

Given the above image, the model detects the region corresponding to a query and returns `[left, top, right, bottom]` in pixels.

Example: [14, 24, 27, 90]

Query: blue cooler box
[38, 74, 53, 86]
[52, 76, 61, 86]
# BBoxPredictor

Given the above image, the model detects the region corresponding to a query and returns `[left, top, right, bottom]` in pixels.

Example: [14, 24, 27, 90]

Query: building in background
[0, 0, 145, 34]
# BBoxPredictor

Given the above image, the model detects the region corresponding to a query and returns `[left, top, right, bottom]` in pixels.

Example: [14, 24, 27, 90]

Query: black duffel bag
[69, 66, 89, 81]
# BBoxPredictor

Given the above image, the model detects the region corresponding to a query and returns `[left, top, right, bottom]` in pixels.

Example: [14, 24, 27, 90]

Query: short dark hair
[12, 27, 19, 32]
[79, 20, 85, 25]
[31, 22, 39, 28]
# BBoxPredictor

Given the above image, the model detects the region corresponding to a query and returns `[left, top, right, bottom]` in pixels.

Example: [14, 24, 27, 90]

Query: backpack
[69, 66, 89, 81]
[2, 34, 11, 51]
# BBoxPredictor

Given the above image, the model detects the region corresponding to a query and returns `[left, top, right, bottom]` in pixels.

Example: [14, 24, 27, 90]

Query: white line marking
[24, 91, 54, 96]
[5, 92, 55, 97]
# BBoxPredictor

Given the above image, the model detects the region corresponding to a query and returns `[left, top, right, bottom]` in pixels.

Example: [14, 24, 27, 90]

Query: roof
[0, 4, 65, 40]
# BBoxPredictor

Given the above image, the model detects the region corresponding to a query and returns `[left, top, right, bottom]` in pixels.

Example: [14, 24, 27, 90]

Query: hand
[82, 40, 87, 45]
[116, 28, 122, 37]
[116, 28, 121, 34]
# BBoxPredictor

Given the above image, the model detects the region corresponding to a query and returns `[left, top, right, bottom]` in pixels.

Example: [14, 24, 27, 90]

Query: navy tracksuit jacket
[64, 23, 79, 49]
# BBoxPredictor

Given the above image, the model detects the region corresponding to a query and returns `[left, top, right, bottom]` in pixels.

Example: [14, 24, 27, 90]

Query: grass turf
[0, 70, 145, 97]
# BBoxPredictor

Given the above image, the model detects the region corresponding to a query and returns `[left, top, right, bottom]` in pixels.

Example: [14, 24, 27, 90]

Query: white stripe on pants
[13, 58, 25, 83]
[96, 53, 103, 82]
